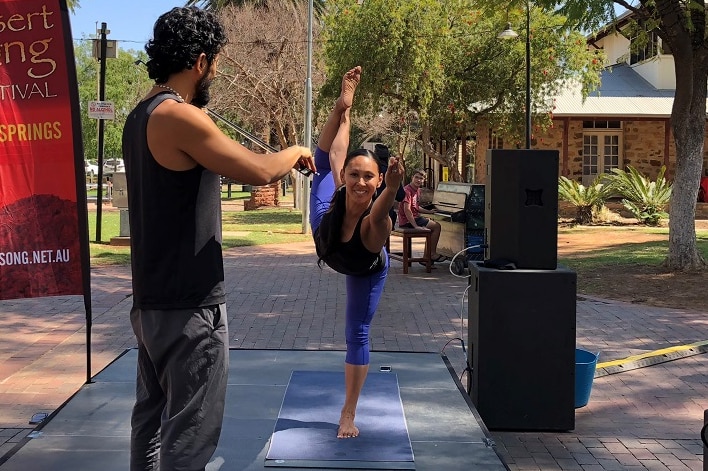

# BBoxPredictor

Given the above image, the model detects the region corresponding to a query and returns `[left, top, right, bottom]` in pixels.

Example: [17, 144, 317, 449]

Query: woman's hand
[384, 156, 404, 189]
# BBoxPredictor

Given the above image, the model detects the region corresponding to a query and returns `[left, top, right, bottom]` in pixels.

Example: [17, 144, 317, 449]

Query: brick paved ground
[1, 238, 706, 470]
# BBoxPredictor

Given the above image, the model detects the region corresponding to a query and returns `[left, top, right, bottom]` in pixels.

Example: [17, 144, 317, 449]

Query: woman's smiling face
[340, 154, 382, 203]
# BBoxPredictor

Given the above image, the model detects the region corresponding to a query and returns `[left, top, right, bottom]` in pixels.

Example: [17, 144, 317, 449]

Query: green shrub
[558, 175, 614, 224]
[606, 165, 672, 226]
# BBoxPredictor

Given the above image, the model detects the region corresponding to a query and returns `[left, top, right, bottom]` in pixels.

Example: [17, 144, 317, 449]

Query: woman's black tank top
[315, 208, 385, 277]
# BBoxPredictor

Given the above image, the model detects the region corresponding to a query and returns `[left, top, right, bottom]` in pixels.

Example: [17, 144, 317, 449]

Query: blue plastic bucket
[575, 348, 599, 408]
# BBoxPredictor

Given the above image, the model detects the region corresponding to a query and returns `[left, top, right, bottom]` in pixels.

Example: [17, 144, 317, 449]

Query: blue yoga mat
[265, 370, 414, 469]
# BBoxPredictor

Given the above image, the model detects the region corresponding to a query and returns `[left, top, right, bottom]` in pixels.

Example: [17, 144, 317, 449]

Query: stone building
[473, 11, 708, 186]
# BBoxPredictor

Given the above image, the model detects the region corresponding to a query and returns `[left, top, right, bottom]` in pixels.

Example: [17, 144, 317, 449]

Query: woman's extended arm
[362, 157, 404, 250]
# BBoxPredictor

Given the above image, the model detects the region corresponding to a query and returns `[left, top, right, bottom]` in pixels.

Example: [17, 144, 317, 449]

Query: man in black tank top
[122, 7, 315, 471]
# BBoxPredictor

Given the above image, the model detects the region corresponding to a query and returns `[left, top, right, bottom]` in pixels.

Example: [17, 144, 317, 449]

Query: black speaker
[468, 262, 576, 431]
[484, 149, 559, 269]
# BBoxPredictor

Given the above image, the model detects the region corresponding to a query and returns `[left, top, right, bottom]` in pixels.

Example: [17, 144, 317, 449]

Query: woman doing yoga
[310, 66, 404, 439]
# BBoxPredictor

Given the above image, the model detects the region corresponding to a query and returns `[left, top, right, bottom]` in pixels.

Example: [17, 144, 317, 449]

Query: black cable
[441, 337, 473, 395]
[441, 336, 466, 355]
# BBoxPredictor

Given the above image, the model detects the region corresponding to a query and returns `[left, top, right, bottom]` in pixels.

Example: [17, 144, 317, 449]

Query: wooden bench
[387, 228, 432, 274]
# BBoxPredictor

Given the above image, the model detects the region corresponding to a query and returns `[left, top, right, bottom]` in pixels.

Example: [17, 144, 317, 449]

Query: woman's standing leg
[339, 256, 389, 438]
[340, 363, 369, 438]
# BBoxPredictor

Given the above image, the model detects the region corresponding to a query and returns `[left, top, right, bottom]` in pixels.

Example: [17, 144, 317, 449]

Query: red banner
[0, 0, 86, 300]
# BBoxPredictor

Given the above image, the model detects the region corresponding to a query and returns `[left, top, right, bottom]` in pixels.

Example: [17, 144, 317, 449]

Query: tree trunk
[420, 123, 462, 182]
[577, 206, 593, 225]
[290, 169, 300, 210]
[665, 28, 708, 270]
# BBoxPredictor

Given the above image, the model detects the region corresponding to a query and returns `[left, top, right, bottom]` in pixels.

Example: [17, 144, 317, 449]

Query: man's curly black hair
[145, 7, 228, 84]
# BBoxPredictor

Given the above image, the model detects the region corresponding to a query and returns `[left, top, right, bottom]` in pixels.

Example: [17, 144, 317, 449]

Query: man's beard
[191, 70, 213, 108]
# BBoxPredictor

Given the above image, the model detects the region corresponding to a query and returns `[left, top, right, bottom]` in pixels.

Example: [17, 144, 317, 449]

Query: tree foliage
[74, 41, 152, 162]
[185, 0, 326, 16]
[317, 0, 604, 179]
[186, 0, 269, 8]
[209, 1, 322, 150]
[66, 0, 79, 12]
[527, 0, 707, 270]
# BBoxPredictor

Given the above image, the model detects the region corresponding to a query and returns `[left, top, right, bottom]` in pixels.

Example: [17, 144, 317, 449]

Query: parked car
[85, 160, 99, 180]
[103, 158, 125, 174]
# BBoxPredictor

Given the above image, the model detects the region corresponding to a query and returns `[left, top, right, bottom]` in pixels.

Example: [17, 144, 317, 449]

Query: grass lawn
[555, 224, 708, 310]
[557, 226, 708, 270]
[86, 187, 252, 200]
[87, 203, 708, 279]
[87, 206, 311, 266]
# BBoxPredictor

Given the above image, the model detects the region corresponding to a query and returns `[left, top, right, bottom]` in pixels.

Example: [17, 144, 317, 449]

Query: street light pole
[96, 22, 108, 241]
[524, 0, 531, 149]
[498, 1, 532, 149]
[301, 0, 314, 234]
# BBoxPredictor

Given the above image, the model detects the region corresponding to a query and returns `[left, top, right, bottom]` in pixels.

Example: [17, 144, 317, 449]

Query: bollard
[702, 409, 708, 471]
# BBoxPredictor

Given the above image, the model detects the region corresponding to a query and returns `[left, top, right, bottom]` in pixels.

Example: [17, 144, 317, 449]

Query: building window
[488, 129, 504, 149]
[629, 30, 666, 64]
[583, 120, 621, 129]
[582, 132, 622, 186]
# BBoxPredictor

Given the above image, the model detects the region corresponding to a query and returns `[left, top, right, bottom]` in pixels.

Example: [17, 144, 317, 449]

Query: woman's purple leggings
[310, 147, 388, 365]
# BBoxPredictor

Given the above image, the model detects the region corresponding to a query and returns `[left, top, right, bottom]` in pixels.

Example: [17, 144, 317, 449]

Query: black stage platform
[1, 350, 507, 470]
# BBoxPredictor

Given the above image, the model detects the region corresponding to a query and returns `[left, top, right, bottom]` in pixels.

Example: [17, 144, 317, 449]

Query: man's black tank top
[122, 92, 225, 309]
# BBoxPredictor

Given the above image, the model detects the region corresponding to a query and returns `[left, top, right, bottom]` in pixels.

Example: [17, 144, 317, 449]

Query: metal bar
[205, 108, 277, 153]
[205, 108, 315, 177]
[302, 0, 314, 234]
[525, 0, 531, 149]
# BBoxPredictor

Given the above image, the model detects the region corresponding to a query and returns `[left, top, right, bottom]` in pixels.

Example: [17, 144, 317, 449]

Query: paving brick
[1, 241, 707, 470]
[638, 459, 671, 470]
[572, 452, 600, 465]
[554, 458, 582, 470]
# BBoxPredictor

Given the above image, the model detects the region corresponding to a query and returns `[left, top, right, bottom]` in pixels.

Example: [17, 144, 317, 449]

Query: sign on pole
[88, 100, 115, 120]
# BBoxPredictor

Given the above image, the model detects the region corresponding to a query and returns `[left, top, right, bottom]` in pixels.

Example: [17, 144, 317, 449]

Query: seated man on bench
[398, 169, 445, 263]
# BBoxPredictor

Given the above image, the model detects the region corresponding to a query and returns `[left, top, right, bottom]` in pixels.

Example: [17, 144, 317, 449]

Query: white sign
[88, 100, 115, 120]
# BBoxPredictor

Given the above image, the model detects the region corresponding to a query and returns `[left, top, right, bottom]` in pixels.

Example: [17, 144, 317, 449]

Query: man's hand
[292, 146, 316, 174]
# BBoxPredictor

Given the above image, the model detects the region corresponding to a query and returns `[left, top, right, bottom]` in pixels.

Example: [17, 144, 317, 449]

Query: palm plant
[606, 165, 672, 226]
[186, 0, 267, 8]
[185, 0, 325, 15]
[558, 176, 614, 224]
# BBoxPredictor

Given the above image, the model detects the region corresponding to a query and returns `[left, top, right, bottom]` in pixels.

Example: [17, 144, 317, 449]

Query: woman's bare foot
[335, 66, 361, 112]
[337, 410, 359, 438]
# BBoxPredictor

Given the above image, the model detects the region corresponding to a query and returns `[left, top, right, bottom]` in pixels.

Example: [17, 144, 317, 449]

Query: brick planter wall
[244, 182, 280, 210]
